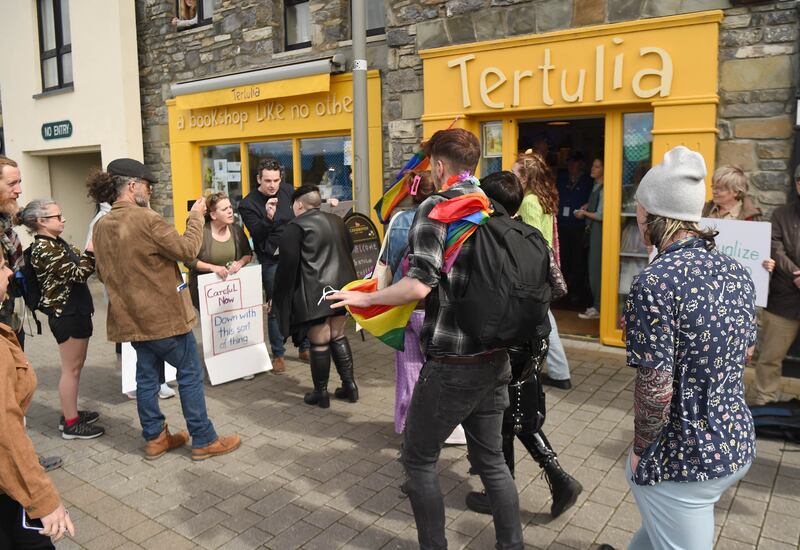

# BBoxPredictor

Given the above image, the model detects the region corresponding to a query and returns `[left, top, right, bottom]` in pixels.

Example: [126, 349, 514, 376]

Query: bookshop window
[617, 112, 654, 329]
[247, 141, 295, 190]
[286, 0, 311, 50]
[200, 144, 243, 216]
[300, 137, 353, 202]
[480, 122, 503, 176]
[37, 0, 72, 91]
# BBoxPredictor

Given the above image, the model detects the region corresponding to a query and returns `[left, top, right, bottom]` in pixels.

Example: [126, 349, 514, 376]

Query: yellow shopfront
[421, 11, 722, 347]
[166, 71, 383, 228]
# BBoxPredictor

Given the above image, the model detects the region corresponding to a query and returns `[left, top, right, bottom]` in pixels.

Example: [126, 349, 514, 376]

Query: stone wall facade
[136, 0, 798, 220]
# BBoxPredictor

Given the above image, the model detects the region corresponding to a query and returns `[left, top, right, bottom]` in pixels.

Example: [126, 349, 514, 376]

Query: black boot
[518, 431, 583, 518]
[304, 347, 331, 408]
[465, 424, 516, 515]
[330, 337, 358, 402]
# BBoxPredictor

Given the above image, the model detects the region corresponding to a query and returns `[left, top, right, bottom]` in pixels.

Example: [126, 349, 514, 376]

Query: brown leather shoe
[191, 434, 242, 461]
[272, 356, 286, 374]
[298, 350, 310, 363]
[144, 425, 189, 460]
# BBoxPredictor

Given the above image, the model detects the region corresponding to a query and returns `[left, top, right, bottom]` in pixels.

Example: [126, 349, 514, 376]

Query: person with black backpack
[329, 128, 551, 550]
[15, 199, 104, 441]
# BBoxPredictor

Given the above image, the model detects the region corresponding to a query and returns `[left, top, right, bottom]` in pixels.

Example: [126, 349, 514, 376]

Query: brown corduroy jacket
[93, 201, 203, 342]
[0, 323, 60, 518]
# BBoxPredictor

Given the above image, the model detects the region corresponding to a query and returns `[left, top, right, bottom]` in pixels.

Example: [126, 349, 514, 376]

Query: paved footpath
[21, 286, 800, 550]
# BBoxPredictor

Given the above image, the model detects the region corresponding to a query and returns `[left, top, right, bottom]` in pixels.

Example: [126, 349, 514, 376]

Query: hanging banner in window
[198, 264, 272, 384]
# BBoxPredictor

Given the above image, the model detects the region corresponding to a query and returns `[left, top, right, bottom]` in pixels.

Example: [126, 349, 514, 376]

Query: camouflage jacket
[30, 235, 95, 317]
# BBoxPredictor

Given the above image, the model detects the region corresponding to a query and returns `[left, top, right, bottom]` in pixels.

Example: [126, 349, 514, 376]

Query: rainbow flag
[429, 192, 491, 272]
[341, 278, 418, 350]
[373, 150, 429, 224]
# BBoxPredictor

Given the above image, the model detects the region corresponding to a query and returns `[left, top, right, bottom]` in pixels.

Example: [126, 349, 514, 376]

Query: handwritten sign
[701, 217, 771, 307]
[198, 265, 271, 384]
[345, 213, 381, 279]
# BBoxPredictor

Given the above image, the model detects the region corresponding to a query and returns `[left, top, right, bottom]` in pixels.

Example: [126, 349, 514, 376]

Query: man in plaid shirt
[329, 129, 522, 550]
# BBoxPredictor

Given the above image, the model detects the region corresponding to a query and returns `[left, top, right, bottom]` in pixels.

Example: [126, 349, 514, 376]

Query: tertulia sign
[41, 120, 72, 140]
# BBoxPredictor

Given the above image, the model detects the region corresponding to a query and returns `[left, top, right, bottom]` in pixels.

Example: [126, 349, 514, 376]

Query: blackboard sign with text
[344, 212, 381, 280]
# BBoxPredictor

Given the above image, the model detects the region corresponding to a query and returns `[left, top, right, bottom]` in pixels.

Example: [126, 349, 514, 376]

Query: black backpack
[15, 246, 45, 334]
[751, 399, 800, 444]
[439, 192, 552, 348]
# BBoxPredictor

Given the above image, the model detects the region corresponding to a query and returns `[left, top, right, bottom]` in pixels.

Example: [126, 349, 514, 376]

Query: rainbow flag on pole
[341, 278, 418, 350]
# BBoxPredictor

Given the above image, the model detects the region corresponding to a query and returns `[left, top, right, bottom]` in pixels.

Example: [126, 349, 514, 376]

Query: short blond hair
[712, 165, 748, 200]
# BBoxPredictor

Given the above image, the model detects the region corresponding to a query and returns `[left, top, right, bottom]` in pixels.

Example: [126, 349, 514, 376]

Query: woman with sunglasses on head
[15, 199, 104, 440]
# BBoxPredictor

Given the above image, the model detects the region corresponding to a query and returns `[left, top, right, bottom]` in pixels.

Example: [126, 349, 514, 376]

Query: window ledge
[174, 23, 213, 36]
[32, 84, 74, 99]
[337, 34, 387, 47]
[273, 46, 312, 59]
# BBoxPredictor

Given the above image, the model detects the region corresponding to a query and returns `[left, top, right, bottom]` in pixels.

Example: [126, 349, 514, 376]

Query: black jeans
[0, 495, 54, 549]
[402, 353, 523, 550]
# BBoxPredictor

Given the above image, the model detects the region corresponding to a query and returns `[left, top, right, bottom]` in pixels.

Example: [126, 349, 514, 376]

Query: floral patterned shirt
[625, 237, 756, 485]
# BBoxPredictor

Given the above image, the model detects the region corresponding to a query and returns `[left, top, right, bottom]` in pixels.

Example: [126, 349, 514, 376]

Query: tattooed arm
[633, 366, 673, 455]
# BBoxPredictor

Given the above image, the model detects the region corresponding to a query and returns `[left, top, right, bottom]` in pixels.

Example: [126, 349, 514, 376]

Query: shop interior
[517, 116, 605, 338]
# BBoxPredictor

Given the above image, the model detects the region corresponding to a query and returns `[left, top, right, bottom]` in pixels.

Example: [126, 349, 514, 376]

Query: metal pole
[352, 0, 370, 214]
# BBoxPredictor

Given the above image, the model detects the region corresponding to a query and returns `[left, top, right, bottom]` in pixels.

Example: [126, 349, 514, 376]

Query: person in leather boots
[465, 170, 582, 519]
[273, 185, 358, 408]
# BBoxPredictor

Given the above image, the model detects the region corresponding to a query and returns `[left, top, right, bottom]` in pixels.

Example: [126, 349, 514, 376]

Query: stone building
[136, 0, 798, 346]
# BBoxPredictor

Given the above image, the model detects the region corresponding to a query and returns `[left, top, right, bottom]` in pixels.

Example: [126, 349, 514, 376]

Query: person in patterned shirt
[625, 146, 756, 549]
[15, 199, 105, 441]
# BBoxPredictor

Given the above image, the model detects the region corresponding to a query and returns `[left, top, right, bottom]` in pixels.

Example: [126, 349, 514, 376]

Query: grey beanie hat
[635, 145, 707, 223]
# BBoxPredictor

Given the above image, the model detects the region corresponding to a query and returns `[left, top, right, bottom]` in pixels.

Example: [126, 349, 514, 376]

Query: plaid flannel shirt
[405, 180, 491, 357]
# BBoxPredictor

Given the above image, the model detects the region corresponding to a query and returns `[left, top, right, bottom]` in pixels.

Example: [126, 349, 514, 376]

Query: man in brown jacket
[751, 166, 800, 405]
[92, 158, 240, 460]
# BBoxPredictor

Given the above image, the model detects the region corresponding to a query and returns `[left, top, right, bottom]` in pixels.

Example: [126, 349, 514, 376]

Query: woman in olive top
[512, 151, 572, 389]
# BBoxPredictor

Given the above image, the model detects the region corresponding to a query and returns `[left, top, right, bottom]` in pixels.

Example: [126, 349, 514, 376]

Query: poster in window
[482, 123, 503, 158]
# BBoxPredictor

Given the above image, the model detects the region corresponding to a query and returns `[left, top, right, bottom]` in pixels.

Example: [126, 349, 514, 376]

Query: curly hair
[408, 170, 435, 205]
[514, 151, 559, 216]
[86, 169, 124, 205]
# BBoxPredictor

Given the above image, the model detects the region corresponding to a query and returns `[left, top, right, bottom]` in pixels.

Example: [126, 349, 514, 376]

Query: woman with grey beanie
[624, 146, 756, 549]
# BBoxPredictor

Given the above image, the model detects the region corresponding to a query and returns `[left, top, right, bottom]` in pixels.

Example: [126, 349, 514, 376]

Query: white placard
[701, 217, 771, 307]
[227, 161, 241, 171]
[121, 343, 177, 395]
[198, 264, 271, 384]
[227, 172, 242, 183]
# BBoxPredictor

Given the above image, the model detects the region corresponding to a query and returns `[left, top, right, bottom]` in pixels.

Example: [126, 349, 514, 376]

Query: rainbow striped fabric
[341, 278, 418, 350]
[373, 150, 429, 224]
[428, 191, 492, 273]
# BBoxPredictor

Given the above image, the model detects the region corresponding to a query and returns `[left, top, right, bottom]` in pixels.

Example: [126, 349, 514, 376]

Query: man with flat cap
[91, 158, 241, 461]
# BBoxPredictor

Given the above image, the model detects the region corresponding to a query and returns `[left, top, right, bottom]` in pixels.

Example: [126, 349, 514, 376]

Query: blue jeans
[132, 332, 217, 448]
[402, 353, 523, 550]
[261, 262, 286, 358]
[626, 452, 751, 550]
[545, 309, 570, 380]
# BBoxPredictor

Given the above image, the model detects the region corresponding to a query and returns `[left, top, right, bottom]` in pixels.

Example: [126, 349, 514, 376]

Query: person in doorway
[328, 129, 524, 550]
[274, 185, 358, 407]
[91, 158, 241, 461]
[0, 247, 75, 548]
[170, 0, 197, 29]
[750, 165, 800, 406]
[576, 158, 604, 320]
[16, 199, 104, 440]
[0, 156, 63, 472]
[627, 146, 755, 549]
[555, 152, 593, 306]
[513, 151, 572, 390]
[464, 170, 583, 519]
[239, 158, 298, 373]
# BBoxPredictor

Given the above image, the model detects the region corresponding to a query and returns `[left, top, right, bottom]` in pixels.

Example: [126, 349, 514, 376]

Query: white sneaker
[444, 424, 467, 445]
[158, 384, 176, 399]
[578, 307, 600, 320]
[243, 375, 255, 380]
[125, 391, 137, 400]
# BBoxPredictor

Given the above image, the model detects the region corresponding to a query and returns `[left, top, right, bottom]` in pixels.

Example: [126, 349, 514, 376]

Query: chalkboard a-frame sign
[344, 212, 381, 280]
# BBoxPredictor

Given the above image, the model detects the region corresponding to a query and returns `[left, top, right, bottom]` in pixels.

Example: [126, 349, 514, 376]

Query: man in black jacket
[238, 158, 295, 372]
[751, 166, 800, 405]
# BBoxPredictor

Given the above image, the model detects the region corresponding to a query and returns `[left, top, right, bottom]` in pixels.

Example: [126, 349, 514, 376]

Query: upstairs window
[285, 0, 311, 50]
[366, 0, 385, 37]
[37, 0, 72, 91]
[172, 0, 218, 31]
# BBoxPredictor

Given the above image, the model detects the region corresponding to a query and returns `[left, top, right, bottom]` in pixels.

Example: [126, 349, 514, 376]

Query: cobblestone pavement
[20, 286, 800, 550]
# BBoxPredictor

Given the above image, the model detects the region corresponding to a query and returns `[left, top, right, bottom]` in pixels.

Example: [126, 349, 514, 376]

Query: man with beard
[92, 158, 240, 461]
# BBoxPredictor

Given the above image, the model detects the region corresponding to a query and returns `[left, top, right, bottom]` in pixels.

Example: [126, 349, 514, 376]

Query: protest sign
[701, 217, 771, 307]
[198, 264, 271, 384]
[121, 343, 177, 395]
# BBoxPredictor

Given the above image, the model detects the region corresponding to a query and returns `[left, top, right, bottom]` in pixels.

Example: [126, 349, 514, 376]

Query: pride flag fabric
[373, 150, 429, 224]
[428, 192, 491, 273]
[341, 278, 418, 351]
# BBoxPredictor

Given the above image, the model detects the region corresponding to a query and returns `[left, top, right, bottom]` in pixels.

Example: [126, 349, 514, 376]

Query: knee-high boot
[517, 430, 582, 518]
[465, 423, 517, 515]
[304, 346, 331, 408]
[330, 337, 358, 403]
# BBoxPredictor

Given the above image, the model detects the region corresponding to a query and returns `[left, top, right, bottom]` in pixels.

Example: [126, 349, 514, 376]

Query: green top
[208, 234, 237, 267]
[517, 194, 553, 246]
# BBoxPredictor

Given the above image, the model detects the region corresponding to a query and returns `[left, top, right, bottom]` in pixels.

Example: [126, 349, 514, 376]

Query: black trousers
[0, 495, 55, 550]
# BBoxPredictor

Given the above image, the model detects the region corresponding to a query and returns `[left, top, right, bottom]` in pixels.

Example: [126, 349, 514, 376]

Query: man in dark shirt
[238, 158, 296, 372]
[556, 152, 593, 304]
[328, 129, 523, 549]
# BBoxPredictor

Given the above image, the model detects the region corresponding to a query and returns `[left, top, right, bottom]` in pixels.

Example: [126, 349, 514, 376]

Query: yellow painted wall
[167, 72, 383, 229]
[420, 12, 722, 346]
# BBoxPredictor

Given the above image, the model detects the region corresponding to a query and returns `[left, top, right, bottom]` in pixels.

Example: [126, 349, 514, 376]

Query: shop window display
[247, 140, 294, 191]
[300, 137, 353, 202]
[200, 144, 243, 218]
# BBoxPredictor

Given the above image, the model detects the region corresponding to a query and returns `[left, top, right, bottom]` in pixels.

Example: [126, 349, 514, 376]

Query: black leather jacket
[274, 208, 357, 336]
